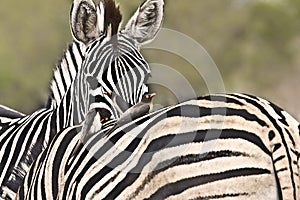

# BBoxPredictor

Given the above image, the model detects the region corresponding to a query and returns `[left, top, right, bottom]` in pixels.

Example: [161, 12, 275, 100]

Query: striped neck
[48, 41, 86, 109]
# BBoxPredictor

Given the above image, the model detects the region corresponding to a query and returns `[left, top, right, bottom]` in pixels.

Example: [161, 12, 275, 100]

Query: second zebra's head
[70, 0, 164, 121]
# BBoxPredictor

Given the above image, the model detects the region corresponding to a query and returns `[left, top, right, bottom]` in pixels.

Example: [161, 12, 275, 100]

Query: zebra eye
[86, 76, 100, 90]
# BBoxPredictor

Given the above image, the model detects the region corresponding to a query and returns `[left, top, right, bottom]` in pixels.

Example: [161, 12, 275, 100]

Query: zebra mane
[47, 41, 85, 109]
[47, 43, 74, 109]
[103, 0, 122, 36]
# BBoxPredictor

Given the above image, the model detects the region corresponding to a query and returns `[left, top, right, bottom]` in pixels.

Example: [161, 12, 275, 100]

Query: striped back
[17, 94, 300, 200]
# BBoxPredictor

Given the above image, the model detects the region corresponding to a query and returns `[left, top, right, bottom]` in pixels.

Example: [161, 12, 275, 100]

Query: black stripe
[273, 159, 283, 199]
[240, 93, 260, 101]
[128, 151, 249, 199]
[144, 129, 270, 156]
[33, 169, 39, 200]
[74, 41, 84, 60]
[285, 128, 296, 146]
[147, 168, 270, 200]
[199, 95, 244, 106]
[86, 39, 100, 54]
[290, 148, 299, 157]
[273, 143, 282, 153]
[193, 192, 248, 200]
[110, 57, 118, 86]
[63, 126, 112, 198]
[93, 104, 270, 198]
[58, 64, 67, 90]
[58, 102, 65, 128]
[276, 168, 288, 173]
[29, 146, 47, 195]
[63, 54, 73, 83]
[53, 78, 62, 99]
[268, 102, 288, 127]
[50, 112, 57, 141]
[293, 161, 298, 165]
[51, 127, 79, 198]
[102, 128, 269, 199]
[110, 104, 269, 150]
[76, 158, 105, 200]
[41, 170, 46, 199]
[231, 94, 297, 198]
[62, 149, 92, 199]
[12, 115, 50, 191]
[68, 43, 79, 72]
[269, 131, 275, 141]
[274, 155, 285, 163]
[1, 112, 49, 188]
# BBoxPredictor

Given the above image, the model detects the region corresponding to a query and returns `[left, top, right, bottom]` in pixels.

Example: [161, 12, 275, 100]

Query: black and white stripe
[0, 37, 89, 200]
[74, 34, 151, 121]
[17, 94, 300, 200]
[0, 39, 88, 200]
[0, 105, 25, 130]
[0, 0, 164, 199]
[48, 41, 86, 109]
[0, 41, 83, 140]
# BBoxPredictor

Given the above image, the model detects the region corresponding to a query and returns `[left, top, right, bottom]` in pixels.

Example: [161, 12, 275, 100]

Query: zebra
[0, 105, 25, 128]
[16, 94, 300, 200]
[0, 0, 164, 199]
[0, 40, 87, 199]
[0, 41, 83, 136]
[0, 33, 86, 200]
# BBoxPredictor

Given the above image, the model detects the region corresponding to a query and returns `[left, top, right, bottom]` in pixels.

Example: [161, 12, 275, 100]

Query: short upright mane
[103, 0, 122, 36]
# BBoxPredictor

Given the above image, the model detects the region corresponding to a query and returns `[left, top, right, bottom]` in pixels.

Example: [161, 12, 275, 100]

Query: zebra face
[83, 33, 151, 106]
[70, 0, 164, 119]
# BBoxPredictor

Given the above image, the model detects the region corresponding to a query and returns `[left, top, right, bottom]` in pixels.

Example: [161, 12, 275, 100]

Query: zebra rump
[17, 94, 300, 200]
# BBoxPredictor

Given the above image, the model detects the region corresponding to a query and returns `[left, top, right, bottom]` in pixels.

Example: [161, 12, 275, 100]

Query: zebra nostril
[93, 95, 108, 103]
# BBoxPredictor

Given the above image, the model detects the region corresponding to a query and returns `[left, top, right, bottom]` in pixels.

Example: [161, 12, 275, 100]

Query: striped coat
[17, 94, 300, 200]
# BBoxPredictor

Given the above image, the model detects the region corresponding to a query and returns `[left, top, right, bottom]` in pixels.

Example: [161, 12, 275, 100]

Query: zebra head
[70, 0, 164, 121]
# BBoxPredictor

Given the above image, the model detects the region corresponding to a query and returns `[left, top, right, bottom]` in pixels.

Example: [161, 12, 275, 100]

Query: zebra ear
[70, 0, 105, 44]
[124, 0, 164, 46]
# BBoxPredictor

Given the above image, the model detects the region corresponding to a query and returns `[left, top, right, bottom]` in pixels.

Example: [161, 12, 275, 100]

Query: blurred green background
[0, 0, 300, 119]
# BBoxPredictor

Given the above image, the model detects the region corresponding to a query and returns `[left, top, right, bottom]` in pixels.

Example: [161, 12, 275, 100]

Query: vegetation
[0, 0, 300, 119]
